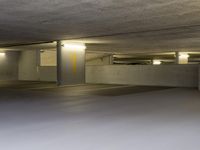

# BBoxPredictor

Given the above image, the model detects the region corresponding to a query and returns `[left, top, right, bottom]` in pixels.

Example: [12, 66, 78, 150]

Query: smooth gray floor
[0, 82, 200, 150]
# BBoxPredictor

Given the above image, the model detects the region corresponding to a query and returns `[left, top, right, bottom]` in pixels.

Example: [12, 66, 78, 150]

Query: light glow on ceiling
[0, 52, 5, 57]
[63, 43, 86, 50]
[179, 53, 190, 59]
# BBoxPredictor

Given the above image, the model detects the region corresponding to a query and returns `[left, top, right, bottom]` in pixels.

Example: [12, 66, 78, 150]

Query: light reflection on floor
[0, 82, 199, 150]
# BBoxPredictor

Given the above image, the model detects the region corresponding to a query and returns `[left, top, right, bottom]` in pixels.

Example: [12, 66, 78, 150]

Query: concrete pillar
[199, 65, 200, 91]
[57, 41, 62, 85]
[175, 51, 180, 64]
[109, 55, 114, 65]
[57, 41, 85, 86]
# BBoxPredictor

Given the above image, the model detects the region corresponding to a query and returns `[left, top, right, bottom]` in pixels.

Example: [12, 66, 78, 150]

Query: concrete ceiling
[0, 0, 200, 53]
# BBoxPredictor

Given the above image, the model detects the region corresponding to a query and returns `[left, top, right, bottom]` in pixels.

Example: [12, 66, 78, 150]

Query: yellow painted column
[57, 41, 86, 85]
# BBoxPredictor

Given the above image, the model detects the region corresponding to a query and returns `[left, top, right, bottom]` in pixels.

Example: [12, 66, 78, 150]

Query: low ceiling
[0, 0, 200, 53]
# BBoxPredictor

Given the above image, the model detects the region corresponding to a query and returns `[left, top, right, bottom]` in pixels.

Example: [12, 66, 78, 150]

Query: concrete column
[57, 41, 85, 86]
[57, 41, 62, 85]
[199, 65, 200, 91]
[109, 55, 114, 65]
[175, 51, 180, 64]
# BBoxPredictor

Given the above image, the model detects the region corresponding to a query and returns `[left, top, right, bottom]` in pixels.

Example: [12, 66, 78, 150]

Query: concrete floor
[0, 82, 200, 150]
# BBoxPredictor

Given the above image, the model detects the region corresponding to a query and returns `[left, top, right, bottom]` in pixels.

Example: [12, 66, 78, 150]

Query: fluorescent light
[177, 52, 189, 64]
[153, 60, 161, 65]
[63, 43, 86, 50]
[0, 52, 5, 57]
[179, 53, 189, 58]
[40, 49, 45, 53]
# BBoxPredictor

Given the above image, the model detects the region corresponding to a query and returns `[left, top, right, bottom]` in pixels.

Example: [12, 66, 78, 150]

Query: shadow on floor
[0, 81, 172, 96]
[89, 86, 172, 96]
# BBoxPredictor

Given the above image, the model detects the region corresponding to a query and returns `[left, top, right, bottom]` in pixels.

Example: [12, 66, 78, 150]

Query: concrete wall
[40, 50, 56, 66]
[86, 55, 113, 65]
[18, 50, 40, 81]
[86, 65, 199, 87]
[0, 52, 19, 80]
[39, 66, 56, 82]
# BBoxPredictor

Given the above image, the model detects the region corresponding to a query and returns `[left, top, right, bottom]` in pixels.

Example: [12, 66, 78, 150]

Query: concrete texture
[18, 50, 40, 81]
[86, 65, 199, 87]
[0, 82, 200, 150]
[0, 51, 19, 80]
[0, 0, 200, 53]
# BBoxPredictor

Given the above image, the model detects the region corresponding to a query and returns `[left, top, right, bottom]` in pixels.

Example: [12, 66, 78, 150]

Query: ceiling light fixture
[153, 60, 161, 65]
[0, 52, 5, 57]
[63, 43, 86, 50]
[179, 53, 189, 58]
